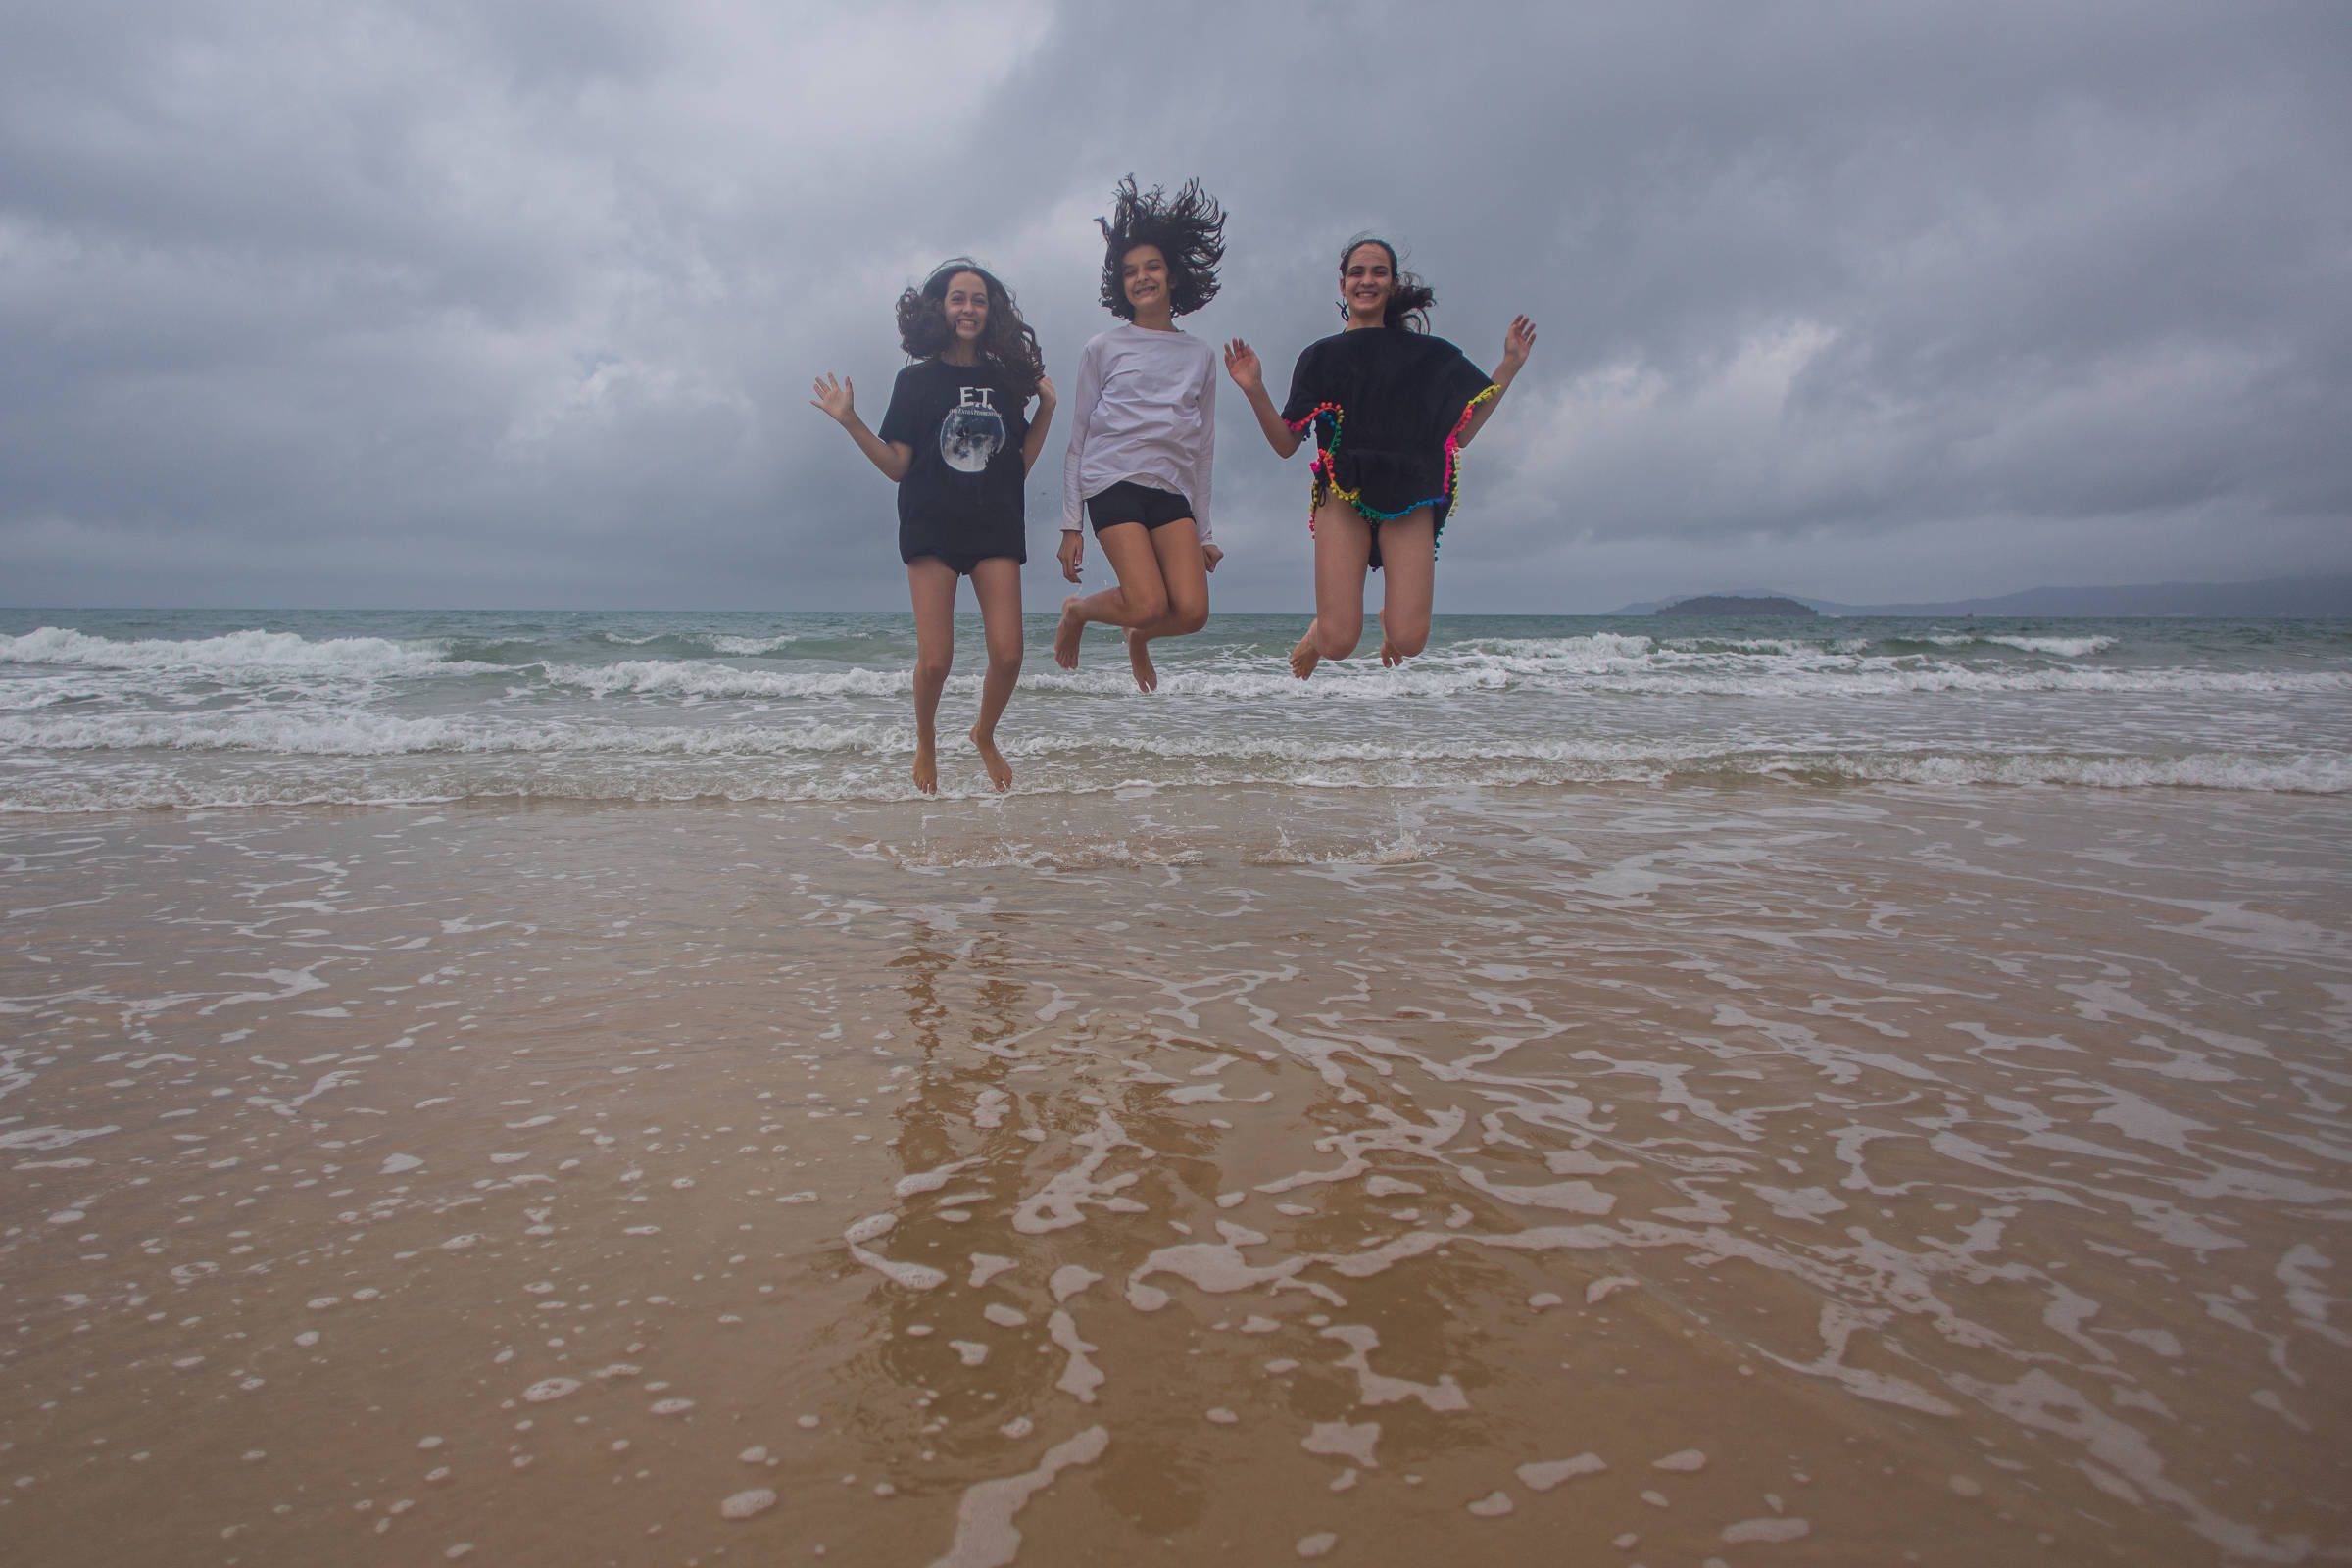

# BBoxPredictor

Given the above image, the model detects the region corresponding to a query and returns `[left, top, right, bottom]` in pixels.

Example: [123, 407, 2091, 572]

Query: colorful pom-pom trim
[1287, 384, 1498, 553]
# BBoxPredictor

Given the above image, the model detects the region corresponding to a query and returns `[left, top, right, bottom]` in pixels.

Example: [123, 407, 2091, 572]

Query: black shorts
[899, 519, 1024, 576]
[906, 549, 1020, 575]
[1086, 481, 1195, 534]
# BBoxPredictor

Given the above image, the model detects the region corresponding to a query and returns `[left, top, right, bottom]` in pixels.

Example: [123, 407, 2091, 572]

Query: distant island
[1656, 595, 1818, 617]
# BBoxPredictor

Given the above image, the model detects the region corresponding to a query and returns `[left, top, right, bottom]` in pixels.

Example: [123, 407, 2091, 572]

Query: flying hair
[1097, 176, 1228, 320]
[895, 259, 1046, 403]
[1340, 234, 1437, 331]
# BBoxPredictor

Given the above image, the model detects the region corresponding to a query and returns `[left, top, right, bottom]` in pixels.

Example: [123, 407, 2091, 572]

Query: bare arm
[810, 374, 911, 482]
[1057, 338, 1109, 583]
[1453, 316, 1537, 450]
[1019, 375, 1057, 477]
[1223, 339, 1303, 459]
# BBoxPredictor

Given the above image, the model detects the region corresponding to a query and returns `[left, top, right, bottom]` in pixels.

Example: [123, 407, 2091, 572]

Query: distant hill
[1656, 595, 1817, 617]
[1610, 586, 1824, 614]
[1611, 574, 2352, 618]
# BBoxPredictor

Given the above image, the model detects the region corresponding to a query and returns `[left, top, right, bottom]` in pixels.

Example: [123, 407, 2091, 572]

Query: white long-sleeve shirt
[1059, 323, 1216, 544]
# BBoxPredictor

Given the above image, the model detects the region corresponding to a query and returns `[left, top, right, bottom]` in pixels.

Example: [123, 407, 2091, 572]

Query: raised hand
[1222, 338, 1263, 394]
[809, 372, 856, 424]
[1499, 316, 1537, 377]
[1230, 338, 1305, 457]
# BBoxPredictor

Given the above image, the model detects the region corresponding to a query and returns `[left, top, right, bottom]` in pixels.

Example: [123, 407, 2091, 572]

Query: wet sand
[3, 784, 2348, 1565]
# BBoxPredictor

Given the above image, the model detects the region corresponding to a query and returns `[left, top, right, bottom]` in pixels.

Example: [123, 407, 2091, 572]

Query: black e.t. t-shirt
[877, 358, 1029, 569]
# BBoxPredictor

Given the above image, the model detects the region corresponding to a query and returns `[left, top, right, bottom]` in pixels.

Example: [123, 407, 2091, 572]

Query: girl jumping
[1224, 236, 1535, 678]
[812, 259, 1055, 793]
[1054, 177, 1228, 693]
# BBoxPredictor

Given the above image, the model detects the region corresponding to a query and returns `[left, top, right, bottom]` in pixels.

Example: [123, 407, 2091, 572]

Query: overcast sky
[4, 0, 2347, 612]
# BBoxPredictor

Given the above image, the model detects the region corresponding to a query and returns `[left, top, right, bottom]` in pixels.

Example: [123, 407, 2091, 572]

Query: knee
[1169, 588, 1209, 636]
[1117, 569, 1169, 623]
[1388, 627, 1428, 658]
[1316, 621, 1358, 660]
[913, 655, 954, 688]
[987, 640, 1022, 676]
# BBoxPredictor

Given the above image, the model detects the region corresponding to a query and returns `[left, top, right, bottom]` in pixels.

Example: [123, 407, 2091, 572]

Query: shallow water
[2, 783, 2348, 1564]
[4, 610, 2347, 808]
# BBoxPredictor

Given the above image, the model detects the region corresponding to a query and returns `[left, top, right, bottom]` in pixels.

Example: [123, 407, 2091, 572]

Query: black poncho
[1280, 327, 1495, 565]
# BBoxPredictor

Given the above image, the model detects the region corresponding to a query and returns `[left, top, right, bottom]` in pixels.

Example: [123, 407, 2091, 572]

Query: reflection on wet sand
[2, 784, 2347, 1565]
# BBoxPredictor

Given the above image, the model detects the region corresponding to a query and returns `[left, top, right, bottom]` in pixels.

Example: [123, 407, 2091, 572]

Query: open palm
[1499, 316, 1538, 375]
[1222, 339, 1264, 394]
[809, 373, 856, 424]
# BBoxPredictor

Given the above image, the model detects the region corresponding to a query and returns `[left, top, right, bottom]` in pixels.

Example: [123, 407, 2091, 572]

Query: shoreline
[4, 759, 2350, 822]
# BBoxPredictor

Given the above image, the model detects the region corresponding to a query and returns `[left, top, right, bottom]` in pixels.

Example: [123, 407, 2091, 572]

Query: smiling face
[941, 270, 990, 346]
[1121, 244, 1171, 318]
[1342, 242, 1396, 324]
[1345, 239, 1392, 321]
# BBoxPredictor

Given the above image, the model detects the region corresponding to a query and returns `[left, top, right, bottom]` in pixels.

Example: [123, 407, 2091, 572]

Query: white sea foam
[1984, 634, 2115, 657]
[1923, 631, 2116, 657]
[0, 626, 485, 679]
[7, 612, 2346, 808]
[1000, 641, 2349, 702]
[546, 661, 908, 700]
[0, 712, 908, 760]
[928, 1426, 1109, 1568]
[3, 747, 2342, 812]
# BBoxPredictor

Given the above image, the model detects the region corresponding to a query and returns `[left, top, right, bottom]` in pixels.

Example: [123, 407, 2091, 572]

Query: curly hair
[1097, 176, 1227, 320]
[895, 259, 1045, 403]
[1339, 235, 1437, 332]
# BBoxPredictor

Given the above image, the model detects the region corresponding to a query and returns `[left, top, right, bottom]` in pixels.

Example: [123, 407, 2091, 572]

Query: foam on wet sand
[0, 783, 2346, 1564]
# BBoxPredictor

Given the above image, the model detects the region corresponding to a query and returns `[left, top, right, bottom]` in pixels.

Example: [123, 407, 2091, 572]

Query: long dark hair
[895, 259, 1045, 403]
[1340, 234, 1436, 331]
[1098, 176, 1227, 320]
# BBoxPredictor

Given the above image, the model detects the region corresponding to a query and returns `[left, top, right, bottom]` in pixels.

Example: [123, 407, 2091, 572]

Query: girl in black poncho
[1225, 237, 1535, 678]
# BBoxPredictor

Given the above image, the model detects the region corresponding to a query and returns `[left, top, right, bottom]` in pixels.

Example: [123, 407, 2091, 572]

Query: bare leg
[965, 557, 1023, 791]
[906, 558, 959, 795]
[1119, 521, 1211, 693]
[1293, 497, 1374, 680]
[1372, 508, 1437, 666]
[1055, 521, 1170, 670]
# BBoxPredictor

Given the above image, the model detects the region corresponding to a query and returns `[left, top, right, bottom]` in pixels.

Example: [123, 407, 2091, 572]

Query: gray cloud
[4, 0, 2347, 612]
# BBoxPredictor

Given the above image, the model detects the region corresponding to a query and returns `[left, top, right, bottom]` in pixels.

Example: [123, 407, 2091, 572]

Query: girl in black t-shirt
[1225, 237, 1535, 679]
[812, 260, 1056, 794]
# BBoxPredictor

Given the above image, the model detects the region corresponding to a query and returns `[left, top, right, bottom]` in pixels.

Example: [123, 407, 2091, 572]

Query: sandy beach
[4, 781, 2347, 1565]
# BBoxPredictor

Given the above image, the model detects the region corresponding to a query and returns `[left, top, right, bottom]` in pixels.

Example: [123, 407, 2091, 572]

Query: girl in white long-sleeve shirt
[1054, 178, 1228, 693]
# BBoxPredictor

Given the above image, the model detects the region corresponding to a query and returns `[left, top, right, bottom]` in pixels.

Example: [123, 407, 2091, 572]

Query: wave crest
[0, 626, 484, 678]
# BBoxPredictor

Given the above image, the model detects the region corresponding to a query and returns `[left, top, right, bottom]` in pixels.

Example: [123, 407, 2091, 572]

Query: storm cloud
[4, 0, 2347, 611]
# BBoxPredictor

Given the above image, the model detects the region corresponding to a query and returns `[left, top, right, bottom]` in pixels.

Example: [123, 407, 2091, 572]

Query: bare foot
[1126, 629, 1158, 693]
[1289, 623, 1322, 681]
[969, 725, 1012, 792]
[912, 734, 939, 796]
[1054, 597, 1086, 670]
[1377, 609, 1413, 668]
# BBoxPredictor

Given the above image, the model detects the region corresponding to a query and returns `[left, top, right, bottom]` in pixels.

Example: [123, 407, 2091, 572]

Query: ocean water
[3, 608, 2348, 810]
